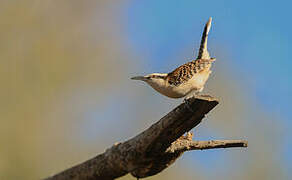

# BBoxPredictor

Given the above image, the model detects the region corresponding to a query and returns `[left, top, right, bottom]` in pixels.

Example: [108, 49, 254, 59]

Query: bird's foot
[183, 98, 194, 112]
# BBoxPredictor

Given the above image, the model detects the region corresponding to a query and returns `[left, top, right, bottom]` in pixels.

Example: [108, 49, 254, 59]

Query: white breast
[147, 70, 211, 99]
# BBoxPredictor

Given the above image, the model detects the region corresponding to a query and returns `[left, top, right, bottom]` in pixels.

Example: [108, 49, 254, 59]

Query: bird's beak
[131, 76, 148, 81]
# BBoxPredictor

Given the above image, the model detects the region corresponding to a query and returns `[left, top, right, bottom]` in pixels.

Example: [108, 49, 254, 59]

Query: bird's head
[131, 73, 168, 86]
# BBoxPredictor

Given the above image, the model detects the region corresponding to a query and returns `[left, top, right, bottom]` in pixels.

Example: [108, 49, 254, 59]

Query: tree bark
[45, 95, 247, 180]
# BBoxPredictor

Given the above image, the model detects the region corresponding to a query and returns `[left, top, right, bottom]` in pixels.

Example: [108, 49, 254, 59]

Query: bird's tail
[197, 17, 212, 60]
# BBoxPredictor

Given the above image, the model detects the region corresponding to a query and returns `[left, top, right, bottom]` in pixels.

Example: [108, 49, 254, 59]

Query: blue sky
[120, 0, 292, 175]
[123, 0, 292, 125]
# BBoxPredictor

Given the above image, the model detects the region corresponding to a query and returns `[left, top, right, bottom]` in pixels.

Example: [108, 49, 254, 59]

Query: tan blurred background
[0, 0, 289, 180]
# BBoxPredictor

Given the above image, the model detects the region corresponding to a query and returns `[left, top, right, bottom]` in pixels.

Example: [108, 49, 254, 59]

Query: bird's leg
[183, 98, 193, 112]
[183, 90, 200, 112]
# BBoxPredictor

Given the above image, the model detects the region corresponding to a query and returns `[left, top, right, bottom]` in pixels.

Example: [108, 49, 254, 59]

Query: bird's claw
[183, 98, 194, 112]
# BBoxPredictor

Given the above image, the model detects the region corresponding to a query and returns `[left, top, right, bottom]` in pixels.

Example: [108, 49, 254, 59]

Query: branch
[167, 134, 248, 152]
[44, 95, 248, 180]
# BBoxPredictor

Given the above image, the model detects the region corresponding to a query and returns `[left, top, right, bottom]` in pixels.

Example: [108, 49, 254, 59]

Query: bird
[131, 17, 216, 103]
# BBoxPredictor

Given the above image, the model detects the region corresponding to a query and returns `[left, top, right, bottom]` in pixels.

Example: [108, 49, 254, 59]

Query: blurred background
[1, 0, 291, 179]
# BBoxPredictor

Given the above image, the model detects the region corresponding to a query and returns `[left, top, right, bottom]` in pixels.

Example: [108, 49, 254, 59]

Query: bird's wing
[197, 17, 212, 59]
[167, 59, 215, 86]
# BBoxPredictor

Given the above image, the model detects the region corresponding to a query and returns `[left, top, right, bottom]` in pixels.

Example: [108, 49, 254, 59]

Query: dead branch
[44, 95, 247, 180]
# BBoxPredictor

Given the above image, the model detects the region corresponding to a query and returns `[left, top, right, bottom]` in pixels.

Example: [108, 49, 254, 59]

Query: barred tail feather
[197, 17, 212, 60]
